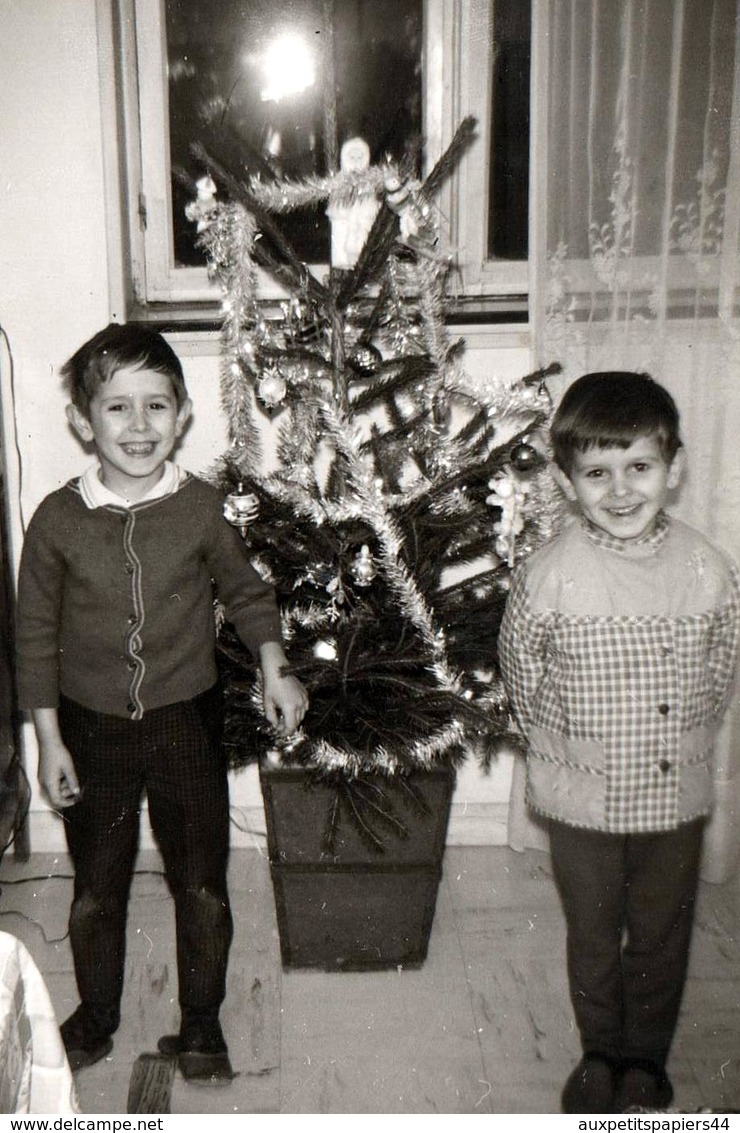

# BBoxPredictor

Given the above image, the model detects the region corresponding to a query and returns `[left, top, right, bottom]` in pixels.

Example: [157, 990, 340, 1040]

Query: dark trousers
[548, 817, 704, 1069]
[59, 687, 233, 1033]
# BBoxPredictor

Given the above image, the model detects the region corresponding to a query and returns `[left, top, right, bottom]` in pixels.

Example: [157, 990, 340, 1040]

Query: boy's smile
[553, 434, 683, 543]
[67, 366, 192, 502]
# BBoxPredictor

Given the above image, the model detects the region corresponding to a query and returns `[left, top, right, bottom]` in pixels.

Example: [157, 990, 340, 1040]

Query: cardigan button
[127, 702, 137, 715]
[657, 703, 670, 715]
[125, 562, 134, 575]
[128, 614, 136, 625]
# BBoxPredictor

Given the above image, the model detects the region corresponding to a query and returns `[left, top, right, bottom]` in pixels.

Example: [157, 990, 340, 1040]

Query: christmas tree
[183, 117, 559, 789]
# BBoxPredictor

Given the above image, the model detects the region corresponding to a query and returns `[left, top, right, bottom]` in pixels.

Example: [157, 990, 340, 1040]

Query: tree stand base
[259, 763, 455, 971]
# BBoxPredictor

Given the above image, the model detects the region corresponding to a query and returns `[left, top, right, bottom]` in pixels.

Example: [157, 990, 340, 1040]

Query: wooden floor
[0, 843, 738, 1114]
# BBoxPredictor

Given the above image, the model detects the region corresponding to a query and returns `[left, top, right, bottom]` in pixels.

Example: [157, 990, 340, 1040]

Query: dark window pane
[166, 0, 423, 267]
[488, 0, 530, 261]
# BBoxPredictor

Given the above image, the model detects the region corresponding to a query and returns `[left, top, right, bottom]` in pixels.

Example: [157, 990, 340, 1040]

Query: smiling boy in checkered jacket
[499, 372, 740, 1115]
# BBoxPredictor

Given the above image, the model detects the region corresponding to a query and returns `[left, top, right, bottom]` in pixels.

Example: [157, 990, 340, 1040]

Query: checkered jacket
[498, 514, 740, 833]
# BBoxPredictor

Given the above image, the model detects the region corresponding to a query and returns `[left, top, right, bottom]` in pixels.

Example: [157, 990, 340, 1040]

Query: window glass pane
[488, 0, 530, 261]
[166, 0, 423, 267]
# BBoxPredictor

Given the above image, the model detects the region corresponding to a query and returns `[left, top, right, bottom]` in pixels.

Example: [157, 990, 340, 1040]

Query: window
[110, 0, 531, 319]
[167, 0, 424, 269]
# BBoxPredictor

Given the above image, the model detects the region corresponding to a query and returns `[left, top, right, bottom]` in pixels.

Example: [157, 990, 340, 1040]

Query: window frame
[105, 0, 530, 322]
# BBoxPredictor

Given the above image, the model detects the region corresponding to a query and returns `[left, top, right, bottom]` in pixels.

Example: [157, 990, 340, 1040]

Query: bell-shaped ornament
[348, 544, 377, 587]
[223, 484, 260, 534]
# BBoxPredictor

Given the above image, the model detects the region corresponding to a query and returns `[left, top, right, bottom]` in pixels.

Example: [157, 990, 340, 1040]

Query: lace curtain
[510, 0, 740, 882]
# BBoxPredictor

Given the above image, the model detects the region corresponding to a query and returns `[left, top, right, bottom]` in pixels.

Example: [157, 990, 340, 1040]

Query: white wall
[0, 0, 532, 853]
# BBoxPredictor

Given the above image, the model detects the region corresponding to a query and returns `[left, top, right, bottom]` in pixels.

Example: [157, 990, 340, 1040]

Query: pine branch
[339, 783, 392, 851]
[396, 775, 433, 818]
[350, 781, 410, 839]
[359, 279, 392, 341]
[451, 406, 495, 447]
[188, 144, 330, 306]
[421, 116, 478, 202]
[321, 788, 342, 854]
[521, 361, 562, 387]
[399, 417, 548, 520]
[350, 355, 436, 414]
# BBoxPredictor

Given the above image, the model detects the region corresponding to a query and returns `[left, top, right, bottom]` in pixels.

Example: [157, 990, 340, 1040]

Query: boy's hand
[260, 642, 309, 737]
[38, 739, 81, 810]
[32, 707, 81, 810]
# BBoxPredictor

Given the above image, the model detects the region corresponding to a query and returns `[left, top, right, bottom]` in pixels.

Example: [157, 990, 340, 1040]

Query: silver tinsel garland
[190, 133, 559, 777]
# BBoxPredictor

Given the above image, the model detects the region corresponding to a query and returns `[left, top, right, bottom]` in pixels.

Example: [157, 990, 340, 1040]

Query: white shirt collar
[78, 461, 185, 510]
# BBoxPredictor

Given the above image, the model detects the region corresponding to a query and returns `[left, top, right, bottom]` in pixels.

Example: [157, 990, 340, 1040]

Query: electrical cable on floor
[0, 869, 170, 945]
[0, 850, 256, 945]
[0, 909, 69, 947]
[0, 868, 168, 892]
[0, 756, 32, 859]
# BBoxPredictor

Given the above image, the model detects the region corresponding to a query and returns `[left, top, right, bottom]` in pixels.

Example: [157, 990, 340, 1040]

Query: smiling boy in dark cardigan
[16, 323, 308, 1081]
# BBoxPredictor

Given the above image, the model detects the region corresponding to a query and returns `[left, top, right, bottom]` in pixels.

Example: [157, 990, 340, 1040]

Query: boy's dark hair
[551, 371, 683, 474]
[61, 322, 188, 416]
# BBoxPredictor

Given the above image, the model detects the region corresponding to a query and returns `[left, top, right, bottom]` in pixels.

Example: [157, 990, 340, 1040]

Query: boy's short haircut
[61, 322, 188, 416]
[551, 370, 683, 474]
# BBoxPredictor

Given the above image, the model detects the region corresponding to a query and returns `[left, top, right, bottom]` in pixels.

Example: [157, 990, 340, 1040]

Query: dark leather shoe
[562, 1053, 618, 1113]
[157, 1025, 235, 1083]
[60, 1006, 114, 1071]
[614, 1061, 674, 1112]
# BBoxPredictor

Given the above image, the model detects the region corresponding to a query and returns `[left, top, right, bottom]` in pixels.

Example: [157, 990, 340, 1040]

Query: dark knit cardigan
[16, 475, 283, 720]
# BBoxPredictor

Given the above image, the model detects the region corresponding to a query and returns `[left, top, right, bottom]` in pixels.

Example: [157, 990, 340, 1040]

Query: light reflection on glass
[260, 33, 316, 103]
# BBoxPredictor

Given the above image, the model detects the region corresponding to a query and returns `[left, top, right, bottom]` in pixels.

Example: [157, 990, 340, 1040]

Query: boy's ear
[549, 460, 578, 501]
[667, 447, 685, 490]
[175, 398, 193, 437]
[66, 403, 94, 444]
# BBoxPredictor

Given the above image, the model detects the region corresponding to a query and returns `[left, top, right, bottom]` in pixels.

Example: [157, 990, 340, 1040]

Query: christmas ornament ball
[348, 343, 382, 376]
[509, 441, 540, 472]
[257, 369, 287, 408]
[223, 488, 260, 528]
[313, 638, 338, 661]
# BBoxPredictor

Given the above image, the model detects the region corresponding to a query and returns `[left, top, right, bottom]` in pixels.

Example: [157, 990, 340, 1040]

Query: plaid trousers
[58, 686, 233, 1028]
